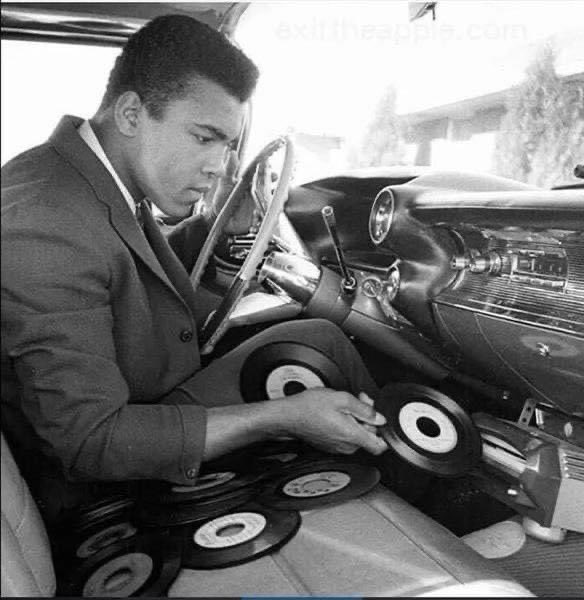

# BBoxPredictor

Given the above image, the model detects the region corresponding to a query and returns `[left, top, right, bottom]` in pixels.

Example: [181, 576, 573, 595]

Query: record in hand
[139, 466, 265, 505]
[240, 342, 349, 402]
[258, 459, 380, 510]
[180, 502, 300, 569]
[135, 485, 257, 528]
[376, 383, 482, 477]
[57, 531, 181, 597]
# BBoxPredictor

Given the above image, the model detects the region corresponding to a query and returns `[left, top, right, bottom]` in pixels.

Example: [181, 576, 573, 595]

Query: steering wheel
[190, 136, 295, 355]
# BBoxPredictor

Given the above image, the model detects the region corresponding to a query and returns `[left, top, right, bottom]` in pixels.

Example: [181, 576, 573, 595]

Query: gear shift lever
[321, 205, 357, 294]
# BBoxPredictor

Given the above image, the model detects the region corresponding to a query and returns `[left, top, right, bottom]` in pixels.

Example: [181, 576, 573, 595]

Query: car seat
[1, 432, 56, 596]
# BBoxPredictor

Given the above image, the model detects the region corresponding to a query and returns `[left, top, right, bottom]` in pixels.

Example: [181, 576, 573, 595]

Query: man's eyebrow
[192, 122, 233, 141]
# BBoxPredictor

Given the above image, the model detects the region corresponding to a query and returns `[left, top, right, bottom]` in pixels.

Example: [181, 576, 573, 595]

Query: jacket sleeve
[1, 195, 207, 484]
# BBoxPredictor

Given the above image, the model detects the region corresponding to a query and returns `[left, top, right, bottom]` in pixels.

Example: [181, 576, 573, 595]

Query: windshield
[235, 1, 584, 187]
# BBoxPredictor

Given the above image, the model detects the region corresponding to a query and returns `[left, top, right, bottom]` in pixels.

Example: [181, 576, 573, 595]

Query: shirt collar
[78, 120, 138, 216]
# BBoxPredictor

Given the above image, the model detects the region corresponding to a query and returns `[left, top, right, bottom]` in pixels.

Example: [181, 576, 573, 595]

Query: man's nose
[202, 147, 228, 179]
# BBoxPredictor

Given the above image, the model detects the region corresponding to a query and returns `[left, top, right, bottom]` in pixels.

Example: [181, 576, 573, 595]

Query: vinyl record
[246, 439, 332, 474]
[180, 502, 300, 569]
[57, 531, 181, 597]
[139, 466, 265, 505]
[60, 496, 137, 561]
[240, 342, 349, 402]
[376, 383, 482, 477]
[135, 485, 257, 528]
[258, 459, 380, 510]
[66, 496, 135, 535]
[75, 521, 139, 560]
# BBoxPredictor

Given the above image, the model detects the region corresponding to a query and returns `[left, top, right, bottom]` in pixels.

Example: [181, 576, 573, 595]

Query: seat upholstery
[1, 433, 56, 597]
[1, 430, 533, 597]
[169, 485, 535, 597]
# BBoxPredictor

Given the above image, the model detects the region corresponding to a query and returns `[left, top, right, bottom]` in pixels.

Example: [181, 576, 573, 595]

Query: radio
[451, 246, 568, 290]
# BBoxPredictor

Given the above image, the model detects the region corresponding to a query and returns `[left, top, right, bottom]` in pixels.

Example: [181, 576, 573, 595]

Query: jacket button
[179, 329, 193, 343]
[186, 468, 197, 479]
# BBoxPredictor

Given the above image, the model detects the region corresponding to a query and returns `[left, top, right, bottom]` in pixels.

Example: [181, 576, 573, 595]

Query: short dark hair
[100, 14, 259, 117]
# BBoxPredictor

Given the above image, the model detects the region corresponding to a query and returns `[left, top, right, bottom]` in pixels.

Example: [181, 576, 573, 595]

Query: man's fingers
[356, 427, 389, 456]
[361, 422, 377, 435]
[343, 394, 386, 427]
[358, 391, 374, 406]
[225, 149, 239, 179]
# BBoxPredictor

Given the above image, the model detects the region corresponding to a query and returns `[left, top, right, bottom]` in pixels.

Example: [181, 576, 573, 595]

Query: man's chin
[153, 200, 195, 221]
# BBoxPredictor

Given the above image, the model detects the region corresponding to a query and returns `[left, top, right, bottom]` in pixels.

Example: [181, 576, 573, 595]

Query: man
[1, 15, 387, 522]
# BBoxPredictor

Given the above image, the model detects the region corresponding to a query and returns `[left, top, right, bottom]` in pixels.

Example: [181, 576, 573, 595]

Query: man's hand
[207, 150, 256, 235]
[203, 388, 388, 462]
[279, 389, 388, 456]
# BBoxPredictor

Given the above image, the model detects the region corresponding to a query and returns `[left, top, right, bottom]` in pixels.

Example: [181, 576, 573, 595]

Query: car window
[1, 40, 119, 165]
[235, 1, 584, 187]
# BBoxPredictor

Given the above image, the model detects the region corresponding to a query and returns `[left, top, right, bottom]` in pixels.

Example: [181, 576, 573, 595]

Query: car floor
[417, 475, 584, 597]
[492, 530, 584, 597]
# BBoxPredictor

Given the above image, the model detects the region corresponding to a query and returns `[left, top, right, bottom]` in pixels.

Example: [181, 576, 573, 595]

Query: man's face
[132, 77, 245, 218]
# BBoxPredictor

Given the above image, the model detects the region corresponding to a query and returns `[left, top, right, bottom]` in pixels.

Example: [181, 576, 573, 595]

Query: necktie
[138, 201, 199, 314]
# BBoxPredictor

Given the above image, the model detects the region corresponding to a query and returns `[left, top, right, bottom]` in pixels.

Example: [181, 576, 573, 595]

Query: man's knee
[264, 318, 349, 349]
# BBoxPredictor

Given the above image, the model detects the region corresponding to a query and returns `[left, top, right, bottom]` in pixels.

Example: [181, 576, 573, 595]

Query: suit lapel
[141, 203, 199, 314]
[49, 116, 191, 310]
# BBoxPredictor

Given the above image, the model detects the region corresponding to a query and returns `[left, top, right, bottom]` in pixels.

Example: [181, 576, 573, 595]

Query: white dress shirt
[78, 120, 138, 216]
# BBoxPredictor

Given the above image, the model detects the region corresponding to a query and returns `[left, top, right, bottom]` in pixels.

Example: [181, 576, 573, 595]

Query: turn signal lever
[321, 206, 357, 294]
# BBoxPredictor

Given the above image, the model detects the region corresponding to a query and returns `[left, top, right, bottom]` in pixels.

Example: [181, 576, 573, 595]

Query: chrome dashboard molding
[435, 238, 584, 337]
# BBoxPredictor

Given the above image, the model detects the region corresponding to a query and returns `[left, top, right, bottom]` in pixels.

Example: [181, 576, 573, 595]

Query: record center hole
[283, 381, 307, 396]
[217, 524, 245, 537]
[416, 416, 440, 438]
[104, 568, 134, 592]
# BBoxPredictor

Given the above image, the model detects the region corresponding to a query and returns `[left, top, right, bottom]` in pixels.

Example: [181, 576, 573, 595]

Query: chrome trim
[369, 187, 395, 246]
[258, 251, 321, 305]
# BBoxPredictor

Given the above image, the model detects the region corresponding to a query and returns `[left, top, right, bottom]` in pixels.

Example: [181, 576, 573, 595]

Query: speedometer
[369, 188, 395, 245]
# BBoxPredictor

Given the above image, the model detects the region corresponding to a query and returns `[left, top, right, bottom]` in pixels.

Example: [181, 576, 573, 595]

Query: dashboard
[283, 169, 584, 416]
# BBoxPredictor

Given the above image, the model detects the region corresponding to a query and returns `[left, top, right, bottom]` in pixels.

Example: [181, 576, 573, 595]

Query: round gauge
[369, 188, 395, 245]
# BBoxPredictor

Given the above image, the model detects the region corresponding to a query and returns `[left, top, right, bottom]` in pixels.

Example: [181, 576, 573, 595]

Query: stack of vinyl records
[55, 440, 381, 595]
[55, 494, 182, 597]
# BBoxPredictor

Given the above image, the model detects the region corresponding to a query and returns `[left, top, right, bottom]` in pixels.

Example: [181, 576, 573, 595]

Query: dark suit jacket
[1, 116, 212, 513]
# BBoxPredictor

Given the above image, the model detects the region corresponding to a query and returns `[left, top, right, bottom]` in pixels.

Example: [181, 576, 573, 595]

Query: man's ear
[114, 91, 142, 137]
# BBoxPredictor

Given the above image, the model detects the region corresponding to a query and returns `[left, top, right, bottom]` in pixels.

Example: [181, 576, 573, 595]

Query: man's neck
[89, 115, 142, 203]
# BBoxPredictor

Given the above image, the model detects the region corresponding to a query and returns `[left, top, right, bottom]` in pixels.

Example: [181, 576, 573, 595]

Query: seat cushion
[1, 433, 55, 597]
[169, 484, 532, 596]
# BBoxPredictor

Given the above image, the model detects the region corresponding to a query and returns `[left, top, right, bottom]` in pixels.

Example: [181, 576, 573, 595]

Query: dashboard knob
[451, 251, 503, 274]
[451, 256, 471, 271]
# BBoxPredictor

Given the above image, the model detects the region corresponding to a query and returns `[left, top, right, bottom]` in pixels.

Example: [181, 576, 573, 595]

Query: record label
[265, 365, 325, 399]
[76, 522, 138, 559]
[180, 503, 301, 569]
[139, 467, 263, 507]
[171, 471, 236, 494]
[58, 532, 182, 598]
[282, 471, 351, 498]
[193, 512, 267, 549]
[240, 342, 349, 403]
[82, 552, 153, 597]
[260, 460, 380, 510]
[398, 402, 458, 454]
